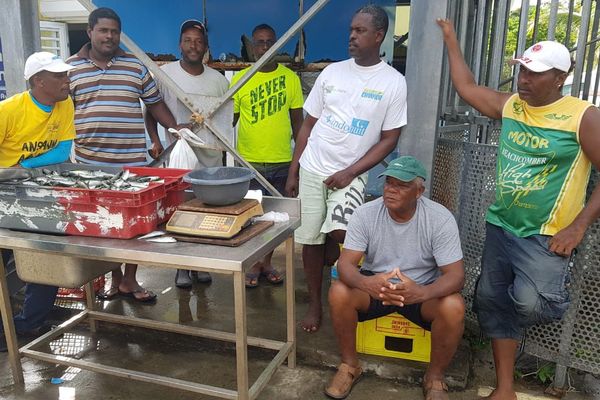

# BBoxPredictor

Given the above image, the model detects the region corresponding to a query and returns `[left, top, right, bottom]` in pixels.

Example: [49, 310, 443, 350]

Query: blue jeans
[475, 223, 571, 340]
[1, 250, 58, 334]
[249, 162, 290, 196]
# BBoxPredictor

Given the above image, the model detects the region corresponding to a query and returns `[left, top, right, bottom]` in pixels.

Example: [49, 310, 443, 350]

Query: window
[40, 21, 69, 58]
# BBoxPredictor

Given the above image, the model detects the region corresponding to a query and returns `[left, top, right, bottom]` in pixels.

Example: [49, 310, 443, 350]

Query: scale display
[165, 200, 264, 239]
[169, 211, 236, 233]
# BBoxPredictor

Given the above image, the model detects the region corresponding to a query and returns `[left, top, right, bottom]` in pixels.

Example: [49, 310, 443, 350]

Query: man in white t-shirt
[285, 4, 408, 333]
[145, 19, 229, 288]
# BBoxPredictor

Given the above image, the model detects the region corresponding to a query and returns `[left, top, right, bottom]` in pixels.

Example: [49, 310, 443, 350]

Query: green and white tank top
[486, 94, 593, 237]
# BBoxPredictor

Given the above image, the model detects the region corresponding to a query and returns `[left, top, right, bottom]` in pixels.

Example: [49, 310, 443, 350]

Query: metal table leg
[0, 250, 24, 383]
[84, 281, 97, 333]
[285, 237, 296, 368]
[233, 270, 249, 400]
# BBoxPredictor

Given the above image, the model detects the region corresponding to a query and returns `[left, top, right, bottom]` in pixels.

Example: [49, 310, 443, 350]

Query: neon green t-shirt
[0, 91, 75, 167]
[231, 64, 303, 163]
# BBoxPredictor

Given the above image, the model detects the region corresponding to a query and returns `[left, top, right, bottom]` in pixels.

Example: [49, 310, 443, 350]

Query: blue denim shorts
[475, 223, 572, 340]
[248, 162, 290, 195]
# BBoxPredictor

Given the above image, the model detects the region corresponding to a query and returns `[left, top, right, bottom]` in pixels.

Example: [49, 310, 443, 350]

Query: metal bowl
[184, 167, 255, 206]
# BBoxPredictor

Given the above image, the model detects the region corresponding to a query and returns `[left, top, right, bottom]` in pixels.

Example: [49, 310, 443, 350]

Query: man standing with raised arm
[438, 19, 600, 400]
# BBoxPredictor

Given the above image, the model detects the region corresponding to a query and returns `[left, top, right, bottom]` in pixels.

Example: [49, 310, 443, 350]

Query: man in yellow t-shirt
[0, 52, 75, 168]
[231, 23, 304, 287]
[0, 52, 75, 352]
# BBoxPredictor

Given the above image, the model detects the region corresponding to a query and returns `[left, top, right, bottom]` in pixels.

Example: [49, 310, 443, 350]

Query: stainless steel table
[0, 197, 300, 400]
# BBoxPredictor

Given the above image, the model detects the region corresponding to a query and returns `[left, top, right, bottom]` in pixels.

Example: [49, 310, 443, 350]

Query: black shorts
[356, 270, 431, 331]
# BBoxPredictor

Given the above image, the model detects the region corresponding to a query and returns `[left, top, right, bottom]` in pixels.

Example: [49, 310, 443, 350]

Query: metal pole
[297, 0, 305, 62]
[0, 250, 24, 383]
[547, 0, 560, 40]
[402, 0, 450, 191]
[487, 0, 509, 90]
[572, 0, 593, 95]
[531, 0, 542, 44]
[473, 0, 487, 85]
[582, 3, 600, 100]
[512, 0, 530, 91]
[0, 0, 41, 96]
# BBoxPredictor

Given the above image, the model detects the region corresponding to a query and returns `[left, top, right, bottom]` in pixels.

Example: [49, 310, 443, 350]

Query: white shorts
[295, 167, 367, 245]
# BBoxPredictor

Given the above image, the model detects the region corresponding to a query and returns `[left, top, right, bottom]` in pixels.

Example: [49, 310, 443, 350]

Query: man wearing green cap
[325, 156, 465, 400]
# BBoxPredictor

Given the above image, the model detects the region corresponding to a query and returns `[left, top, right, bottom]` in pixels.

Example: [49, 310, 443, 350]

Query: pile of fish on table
[0, 168, 163, 192]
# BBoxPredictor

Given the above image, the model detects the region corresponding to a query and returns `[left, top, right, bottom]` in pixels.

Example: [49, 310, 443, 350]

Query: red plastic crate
[61, 195, 163, 238]
[0, 165, 170, 239]
[126, 167, 191, 223]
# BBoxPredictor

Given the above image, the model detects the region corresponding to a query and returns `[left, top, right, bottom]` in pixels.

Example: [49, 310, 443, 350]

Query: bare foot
[478, 389, 517, 400]
[300, 306, 322, 333]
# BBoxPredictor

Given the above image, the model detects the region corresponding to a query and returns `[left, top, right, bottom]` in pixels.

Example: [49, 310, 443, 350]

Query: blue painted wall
[93, 0, 395, 62]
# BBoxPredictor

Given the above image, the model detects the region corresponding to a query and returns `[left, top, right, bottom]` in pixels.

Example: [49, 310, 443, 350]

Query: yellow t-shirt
[231, 64, 304, 163]
[0, 91, 75, 167]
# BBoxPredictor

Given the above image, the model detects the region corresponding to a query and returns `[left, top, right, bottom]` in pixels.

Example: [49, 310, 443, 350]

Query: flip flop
[118, 288, 157, 303]
[245, 272, 260, 288]
[96, 286, 119, 300]
[260, 269, 284, 285]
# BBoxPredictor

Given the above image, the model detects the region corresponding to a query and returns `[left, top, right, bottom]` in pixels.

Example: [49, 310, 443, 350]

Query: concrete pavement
[0, 244, 597, 399]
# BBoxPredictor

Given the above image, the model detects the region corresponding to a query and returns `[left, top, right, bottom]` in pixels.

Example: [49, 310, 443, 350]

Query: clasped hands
[364, 268, 425, 307]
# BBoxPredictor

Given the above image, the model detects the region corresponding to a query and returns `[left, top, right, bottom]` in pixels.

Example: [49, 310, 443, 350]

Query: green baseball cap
[378, 156, 427, 182]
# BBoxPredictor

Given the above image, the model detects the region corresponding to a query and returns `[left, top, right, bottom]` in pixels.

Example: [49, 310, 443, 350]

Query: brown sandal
[324, 362, 363, 399]
[423, 379, 449, 400]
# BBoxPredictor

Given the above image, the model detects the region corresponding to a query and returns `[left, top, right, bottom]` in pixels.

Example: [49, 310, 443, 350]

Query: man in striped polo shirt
[67, 7, 179, 302]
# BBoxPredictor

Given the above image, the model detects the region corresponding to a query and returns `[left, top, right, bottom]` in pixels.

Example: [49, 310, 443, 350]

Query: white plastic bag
[169, 128, 207, 148]
[168, 136, 201, 169]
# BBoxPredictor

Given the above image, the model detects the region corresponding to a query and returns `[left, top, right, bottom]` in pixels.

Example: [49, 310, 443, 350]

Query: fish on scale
[18, 169, 163, 191]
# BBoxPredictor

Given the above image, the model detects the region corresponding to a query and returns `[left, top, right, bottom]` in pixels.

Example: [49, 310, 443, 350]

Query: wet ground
[0, 244, 598, 400]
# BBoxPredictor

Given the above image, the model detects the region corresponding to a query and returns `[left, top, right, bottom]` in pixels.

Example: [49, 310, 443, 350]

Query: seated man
[0, 51, 75, 352]
[325, 156, 465, 400]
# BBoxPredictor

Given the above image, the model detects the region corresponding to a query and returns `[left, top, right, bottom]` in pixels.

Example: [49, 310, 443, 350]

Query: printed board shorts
[294, 167, 367, 245]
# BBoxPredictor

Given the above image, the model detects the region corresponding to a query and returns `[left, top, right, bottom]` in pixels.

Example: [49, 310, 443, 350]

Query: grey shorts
[475, 223, 572, 340]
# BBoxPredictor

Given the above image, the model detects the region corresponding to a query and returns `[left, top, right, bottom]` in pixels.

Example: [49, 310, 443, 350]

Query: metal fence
[442, 0, 600, 122]
[431, 135, 600, 378]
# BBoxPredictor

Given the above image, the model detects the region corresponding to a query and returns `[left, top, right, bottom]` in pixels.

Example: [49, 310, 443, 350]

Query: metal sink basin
[14, 250, 118, 288]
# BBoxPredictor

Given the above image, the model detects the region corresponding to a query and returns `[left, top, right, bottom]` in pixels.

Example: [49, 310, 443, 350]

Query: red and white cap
[510, 41, 571, 73]
[24, 51, 74, 80]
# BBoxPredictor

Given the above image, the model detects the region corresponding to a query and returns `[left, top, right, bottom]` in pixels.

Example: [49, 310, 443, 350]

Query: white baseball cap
[510, 41, 571, 73]
[24, 51, 74, 80]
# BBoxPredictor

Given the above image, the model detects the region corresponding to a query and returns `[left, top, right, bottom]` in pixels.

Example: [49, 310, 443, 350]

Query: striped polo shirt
[67, 44, 162, 166]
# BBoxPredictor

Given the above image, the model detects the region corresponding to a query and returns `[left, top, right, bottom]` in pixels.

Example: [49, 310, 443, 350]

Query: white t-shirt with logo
[300, 59, 407, 176]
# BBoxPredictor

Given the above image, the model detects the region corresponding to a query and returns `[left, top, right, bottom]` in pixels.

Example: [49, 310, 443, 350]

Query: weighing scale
[166, 198, 264, 239]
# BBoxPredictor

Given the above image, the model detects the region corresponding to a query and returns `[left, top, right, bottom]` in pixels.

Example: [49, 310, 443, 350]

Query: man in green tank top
[438, 19, 600, 400]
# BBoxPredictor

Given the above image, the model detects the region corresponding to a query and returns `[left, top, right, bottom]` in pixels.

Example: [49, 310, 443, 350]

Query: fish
[137, 230, 167, 239]
[144, 236, 177, 243]
[7, 168, 162, 193]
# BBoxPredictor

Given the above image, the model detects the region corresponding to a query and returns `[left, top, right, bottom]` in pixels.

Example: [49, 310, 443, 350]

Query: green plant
[515, 361, 556, 384]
